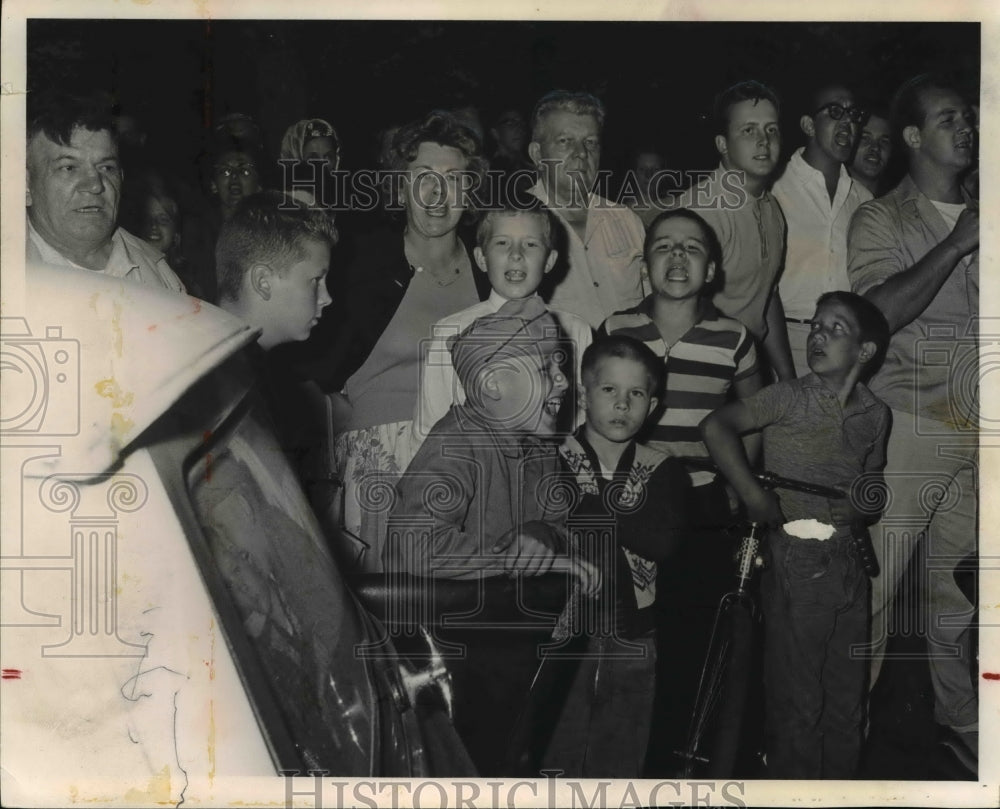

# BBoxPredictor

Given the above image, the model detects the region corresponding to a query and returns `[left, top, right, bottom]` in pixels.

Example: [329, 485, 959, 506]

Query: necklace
[408, 262, 462, 287]
[404, 233, 467, 287]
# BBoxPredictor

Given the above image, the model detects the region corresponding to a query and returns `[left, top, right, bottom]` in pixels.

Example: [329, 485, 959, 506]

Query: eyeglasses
[813, 103, 869, 124]
[216, 164, 257, 178]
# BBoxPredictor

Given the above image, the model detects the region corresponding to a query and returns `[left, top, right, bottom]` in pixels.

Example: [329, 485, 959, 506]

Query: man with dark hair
[25, 91, 184, 291]
[848, 73, 979, 772]
[849, 107, 894, 196]
[674, 80, 795, 381]
[773, 82, 873, 375]
[528, 90, 646, 329]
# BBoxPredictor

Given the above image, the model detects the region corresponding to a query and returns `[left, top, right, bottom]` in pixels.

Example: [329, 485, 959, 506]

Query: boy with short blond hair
[412, 203, 592, 456]
[216, 190, 336, 349]
[543, 335, 691, 778]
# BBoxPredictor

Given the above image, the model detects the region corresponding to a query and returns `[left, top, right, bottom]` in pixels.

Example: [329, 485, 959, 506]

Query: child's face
[142, 197, 178, 254]
[486, 351, 569, 435]
[581, 356, 657, 444]
[259, 237, 332, 349]
[645, 216, 716, 301]
[474, 213, 557, 300]
[716, 98, 781, 181]
[806, 301, 872, 378]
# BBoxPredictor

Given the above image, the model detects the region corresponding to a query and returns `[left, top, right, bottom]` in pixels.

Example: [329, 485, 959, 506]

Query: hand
[491, 523, 601, 596]
[828, 497, 864, 526]
[947, 208, 979, 257]
[742, 486, 784, 526]
[491, 521, 563, 577]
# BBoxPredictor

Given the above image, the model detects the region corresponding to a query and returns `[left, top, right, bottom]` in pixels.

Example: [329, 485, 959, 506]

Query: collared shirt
[847, 174, 978, 424]
[26, 218, 185, 293]
[599, 297, 758, 482]
[673, 166, 786, 340]
[411, 290, 592, 452]
[529, 181, 647, 329]
[773, 148, 872, 320]
[741, 373, 890, 533]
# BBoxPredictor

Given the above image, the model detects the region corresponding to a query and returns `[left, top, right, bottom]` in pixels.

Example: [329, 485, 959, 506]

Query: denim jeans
[541, 633, 657, 777]
[762, 528, 869, 779]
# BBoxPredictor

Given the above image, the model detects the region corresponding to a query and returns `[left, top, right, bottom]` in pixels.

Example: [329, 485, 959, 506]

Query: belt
[785, 317, 812, 324]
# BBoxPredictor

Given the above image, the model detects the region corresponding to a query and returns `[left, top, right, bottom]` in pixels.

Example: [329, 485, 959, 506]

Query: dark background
[28, 19, 980, 192]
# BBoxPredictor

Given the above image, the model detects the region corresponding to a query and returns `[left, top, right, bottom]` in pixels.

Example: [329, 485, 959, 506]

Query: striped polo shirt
[599, 296, 758, 469]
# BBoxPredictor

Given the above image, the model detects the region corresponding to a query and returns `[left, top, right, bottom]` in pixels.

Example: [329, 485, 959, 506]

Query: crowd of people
[23, 67, 979, 780]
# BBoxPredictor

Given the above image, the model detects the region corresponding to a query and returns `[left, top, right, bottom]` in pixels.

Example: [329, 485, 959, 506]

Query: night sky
[28, 19, 980, 191]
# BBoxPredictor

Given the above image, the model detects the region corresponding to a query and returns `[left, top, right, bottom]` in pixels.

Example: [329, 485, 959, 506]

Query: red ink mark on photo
[982, 672, 1000, 681]
[2, 669, 22, 680]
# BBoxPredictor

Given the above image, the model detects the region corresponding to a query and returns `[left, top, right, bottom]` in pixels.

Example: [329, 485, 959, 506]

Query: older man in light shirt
[25, 91, 184, 292]
[527, 90, 647, 329]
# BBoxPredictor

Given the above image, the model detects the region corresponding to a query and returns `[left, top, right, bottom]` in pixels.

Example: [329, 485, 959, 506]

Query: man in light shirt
[773, 82, 872, 375]
[527, 90, 647, 330]
[25, 91, 184, 292]
[674, 79, 795, 382]
[847, 74, 978, 772]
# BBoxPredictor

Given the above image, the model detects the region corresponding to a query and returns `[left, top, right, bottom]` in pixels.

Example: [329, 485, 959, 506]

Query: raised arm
[762, 290, 796, 382]
[848, 203, 978, 334]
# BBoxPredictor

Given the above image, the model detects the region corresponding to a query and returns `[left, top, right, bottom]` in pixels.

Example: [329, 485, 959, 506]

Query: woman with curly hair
[299, 110, 488, 571]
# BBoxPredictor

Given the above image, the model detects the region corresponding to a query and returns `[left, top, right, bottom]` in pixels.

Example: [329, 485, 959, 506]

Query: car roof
[18, 262, 259, 476]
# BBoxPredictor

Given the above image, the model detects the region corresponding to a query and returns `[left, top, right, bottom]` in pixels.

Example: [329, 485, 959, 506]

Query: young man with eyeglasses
[773, 83, 873, 375]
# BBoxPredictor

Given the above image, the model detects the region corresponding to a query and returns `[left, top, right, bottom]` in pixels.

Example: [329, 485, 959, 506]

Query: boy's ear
[858, 339, 877, 365]
[800, 114, 816, 138]
[647, 395, 660, 416]
[209, 179, 218, 196]
[473, 246, 489, 273]
[705, 260, 716, 284]
[713, 134, 729, 158]
[902, 125, 921, 150]
[543, 249, 558, 273]
[528, 141, 542, 167]
[478, 368, 504, 402]
[249, 263, 273, 301]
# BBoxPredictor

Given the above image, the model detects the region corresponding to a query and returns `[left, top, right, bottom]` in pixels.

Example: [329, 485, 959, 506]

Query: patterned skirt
[333, 420, 416, 573]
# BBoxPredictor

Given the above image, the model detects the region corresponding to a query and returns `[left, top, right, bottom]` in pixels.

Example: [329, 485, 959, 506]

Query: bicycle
[675, 465, 871, 778]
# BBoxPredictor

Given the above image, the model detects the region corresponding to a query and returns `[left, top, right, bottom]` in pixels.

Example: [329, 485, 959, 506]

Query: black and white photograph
[0, 2, 995, 806]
